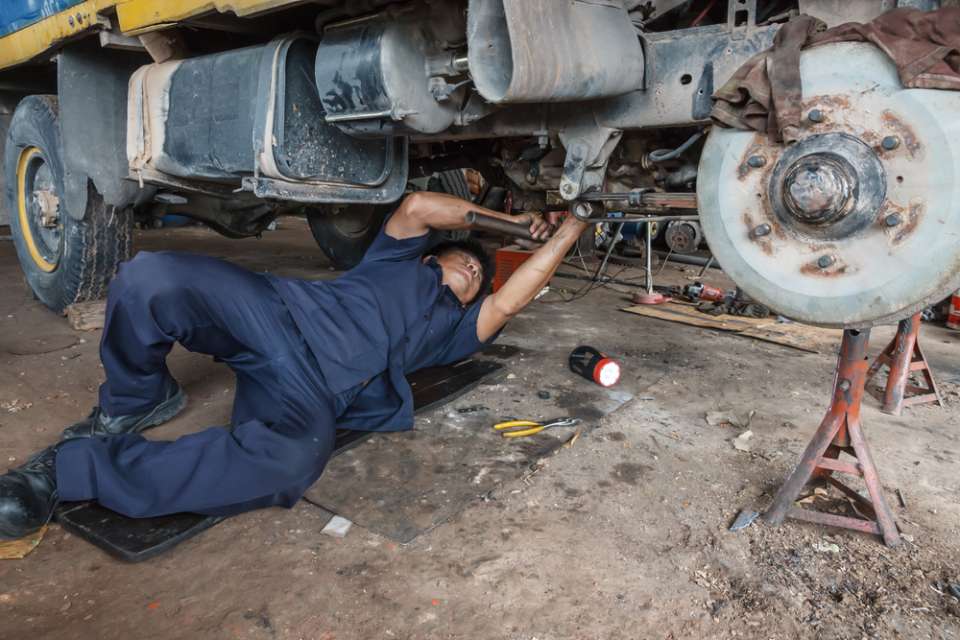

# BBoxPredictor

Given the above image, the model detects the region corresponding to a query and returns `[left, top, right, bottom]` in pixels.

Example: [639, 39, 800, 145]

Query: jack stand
[764, 329, 901, 547]
[632, 220, 669, 305]
[865, 313, 943, 415]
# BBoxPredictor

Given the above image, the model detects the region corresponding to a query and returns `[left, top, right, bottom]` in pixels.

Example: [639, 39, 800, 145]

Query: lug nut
[881, 136, 900, 151]
[808, 109, 824, 123]
[752, 223, 771, 237]
[747, 155, 766, 168]
[884, 213, 903, 227]
[817, 255, 835, 269]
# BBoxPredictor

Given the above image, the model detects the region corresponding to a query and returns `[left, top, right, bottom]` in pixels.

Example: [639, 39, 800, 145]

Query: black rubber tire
[306, 203, 392, 270]
[5, 95, 132, 313]
[432, 170, 472, 242]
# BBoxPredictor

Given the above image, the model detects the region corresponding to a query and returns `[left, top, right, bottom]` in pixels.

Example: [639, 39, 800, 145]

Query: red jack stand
[865, 313, 943, 415]
[764, 329, 900, 547]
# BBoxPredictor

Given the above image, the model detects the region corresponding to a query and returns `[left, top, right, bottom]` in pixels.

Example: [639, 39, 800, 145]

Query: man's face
[430, 249, 483, 305]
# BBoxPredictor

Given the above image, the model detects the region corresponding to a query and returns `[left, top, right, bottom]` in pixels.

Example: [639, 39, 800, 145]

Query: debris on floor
[728, 510, 760, 532]
[812, 540, 841, 554]
[320, 516, 352, 539]
[732, 430, 753, 452]
[705, 410, 754, 429]
[0, 525, 47, 560]
[1, 399, 32, 413]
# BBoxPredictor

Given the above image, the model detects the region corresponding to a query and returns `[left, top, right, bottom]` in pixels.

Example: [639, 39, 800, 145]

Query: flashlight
[569, 345, 621, 387]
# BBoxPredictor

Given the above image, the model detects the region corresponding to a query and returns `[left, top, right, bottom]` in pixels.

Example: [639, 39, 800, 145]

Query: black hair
[426, 238, 495, 303]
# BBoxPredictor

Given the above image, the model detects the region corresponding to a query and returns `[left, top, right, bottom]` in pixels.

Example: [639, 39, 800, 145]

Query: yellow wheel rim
[16, 146, 58, 273]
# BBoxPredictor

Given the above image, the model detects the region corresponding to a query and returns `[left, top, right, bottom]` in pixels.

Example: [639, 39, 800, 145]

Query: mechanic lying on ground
[0, 192, 587, 539]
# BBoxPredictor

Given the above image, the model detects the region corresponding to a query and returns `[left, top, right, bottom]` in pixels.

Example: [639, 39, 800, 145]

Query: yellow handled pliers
[494, 417, 581, 438]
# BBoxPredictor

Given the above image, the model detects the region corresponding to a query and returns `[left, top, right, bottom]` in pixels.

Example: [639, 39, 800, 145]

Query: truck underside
[0, 0, 956, 328]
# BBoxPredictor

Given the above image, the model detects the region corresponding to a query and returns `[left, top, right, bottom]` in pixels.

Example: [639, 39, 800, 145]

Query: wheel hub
[782, 156, 855, 225]
[16, 147, 62, 273]
[767, 132, 885, 241]
[696, 42, 960, 327]
[33, 188, 60, 227]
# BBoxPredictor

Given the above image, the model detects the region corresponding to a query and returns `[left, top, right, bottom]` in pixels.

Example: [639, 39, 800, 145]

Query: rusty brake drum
[697, 42, 960, 328]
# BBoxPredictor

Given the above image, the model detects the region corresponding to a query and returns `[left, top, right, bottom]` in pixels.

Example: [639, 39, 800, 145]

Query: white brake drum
[697, 42, 960, 328]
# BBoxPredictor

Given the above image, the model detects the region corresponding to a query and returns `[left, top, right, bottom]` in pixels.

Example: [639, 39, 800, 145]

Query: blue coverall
[54, 221, 495, 518]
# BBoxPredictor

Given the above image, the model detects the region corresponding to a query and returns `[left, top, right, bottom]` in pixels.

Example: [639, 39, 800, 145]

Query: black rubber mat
[54, 358, 504, 562]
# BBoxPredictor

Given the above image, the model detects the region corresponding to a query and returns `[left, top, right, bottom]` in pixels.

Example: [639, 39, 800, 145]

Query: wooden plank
[65, 299, 107, 331]
[621, 303, 759, 332]
[738, 325, 826, 354]
[622, 302, 840, 354]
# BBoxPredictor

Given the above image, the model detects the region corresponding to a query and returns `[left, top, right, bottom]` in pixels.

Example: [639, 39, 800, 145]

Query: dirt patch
[611, 462, 653, 485]
[0, 221, 958, 639]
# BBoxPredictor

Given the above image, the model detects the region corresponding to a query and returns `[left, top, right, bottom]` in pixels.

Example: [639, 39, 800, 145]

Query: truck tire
[307, 203, 392, 270]
[5, 95, 132, 312]
[431, 169, 472, 241]
[306, 169, 477, 270]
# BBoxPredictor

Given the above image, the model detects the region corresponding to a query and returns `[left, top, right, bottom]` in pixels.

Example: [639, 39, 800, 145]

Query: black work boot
[0, 445, 60, 540]
[61, 379, 187, 440]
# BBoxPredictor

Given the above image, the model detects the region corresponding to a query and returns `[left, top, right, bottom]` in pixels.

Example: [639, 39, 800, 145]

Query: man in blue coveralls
[0, 191, 588, 539]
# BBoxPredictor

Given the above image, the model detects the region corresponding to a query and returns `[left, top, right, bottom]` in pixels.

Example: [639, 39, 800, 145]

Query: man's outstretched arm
[385, 191, 553, 241]
[476, 216, 589, 342]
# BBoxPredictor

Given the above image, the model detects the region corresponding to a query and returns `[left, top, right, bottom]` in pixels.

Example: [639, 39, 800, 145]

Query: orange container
[947, 292, 960, 330]
[493, 246, 534, 292]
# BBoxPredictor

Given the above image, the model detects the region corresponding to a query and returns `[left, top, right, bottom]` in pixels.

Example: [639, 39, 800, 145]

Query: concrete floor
[1, 219, 959, 640]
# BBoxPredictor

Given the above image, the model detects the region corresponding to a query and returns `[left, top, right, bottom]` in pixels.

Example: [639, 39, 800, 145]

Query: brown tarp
[711, 8, 960, 143]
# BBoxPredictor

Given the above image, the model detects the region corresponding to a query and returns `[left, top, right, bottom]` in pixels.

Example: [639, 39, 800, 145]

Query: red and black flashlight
[569, 345, 621, 388]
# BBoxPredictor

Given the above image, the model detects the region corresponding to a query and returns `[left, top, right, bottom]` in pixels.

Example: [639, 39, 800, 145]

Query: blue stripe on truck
[0, 0, 85, 37]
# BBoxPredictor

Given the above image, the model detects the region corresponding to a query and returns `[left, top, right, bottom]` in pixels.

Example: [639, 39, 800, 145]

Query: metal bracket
[727, 0, 757, 36]
[240, 172, 407, 205]
[558, 120, 622, 200]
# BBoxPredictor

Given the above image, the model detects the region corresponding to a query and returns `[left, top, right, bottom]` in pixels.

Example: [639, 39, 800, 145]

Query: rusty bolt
[751, 223, 771, 238]
[884, 213, 903, 227]
[817, 255, 835, 269]
[747, 155, 766, 168]
[881, 136, 900, 151]
[807, 109, 824, 123]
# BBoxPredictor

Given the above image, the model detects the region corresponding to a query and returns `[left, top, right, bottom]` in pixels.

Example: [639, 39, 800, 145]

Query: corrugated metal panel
[0, 0, 85, 37]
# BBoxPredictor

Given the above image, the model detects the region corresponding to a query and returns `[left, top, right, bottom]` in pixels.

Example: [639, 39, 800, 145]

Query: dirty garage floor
[1, 219, 959, 640]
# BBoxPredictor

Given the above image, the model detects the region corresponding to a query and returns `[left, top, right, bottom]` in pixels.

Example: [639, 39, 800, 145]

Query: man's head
[425, 238, 494, 305]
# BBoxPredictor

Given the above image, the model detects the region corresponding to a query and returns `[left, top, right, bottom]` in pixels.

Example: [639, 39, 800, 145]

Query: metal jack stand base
[764, 329, 900, 547]
[632, 220, 670, 305]
[865, 313, 943, 415]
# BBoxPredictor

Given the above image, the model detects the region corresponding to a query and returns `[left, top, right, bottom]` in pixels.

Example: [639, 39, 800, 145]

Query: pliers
[493, 417, 581, 438]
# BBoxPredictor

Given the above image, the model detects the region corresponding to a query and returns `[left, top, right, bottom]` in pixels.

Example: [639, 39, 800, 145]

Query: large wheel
[5, 95, 132, 312]
[698, 43, 960, 328]
[429, 169, 474, 241]
[307, 169, 479, 270]
[307, 203, 392, 270]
